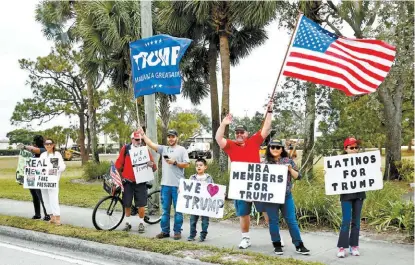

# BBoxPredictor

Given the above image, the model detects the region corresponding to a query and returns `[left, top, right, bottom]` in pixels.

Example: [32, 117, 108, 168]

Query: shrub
[0, 149, 20, 156]
[395, 159, 414, 182]
[82, 161, 112, 181]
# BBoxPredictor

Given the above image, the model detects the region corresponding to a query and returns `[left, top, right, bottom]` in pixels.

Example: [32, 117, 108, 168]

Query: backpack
[119, 144, 131, 173]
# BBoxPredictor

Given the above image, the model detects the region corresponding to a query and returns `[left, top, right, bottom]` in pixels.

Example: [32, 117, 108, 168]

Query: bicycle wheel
[92, 195, 125, 230]
[144, 189, 161, 224]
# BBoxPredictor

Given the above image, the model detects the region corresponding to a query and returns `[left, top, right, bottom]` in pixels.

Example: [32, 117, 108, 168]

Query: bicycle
[92, 173, 161, 231]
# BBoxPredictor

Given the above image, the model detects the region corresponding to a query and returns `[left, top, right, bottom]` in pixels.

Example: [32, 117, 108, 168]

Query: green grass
[0, 215, 323, 265]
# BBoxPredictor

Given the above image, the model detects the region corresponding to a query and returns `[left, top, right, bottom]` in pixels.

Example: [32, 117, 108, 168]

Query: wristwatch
[173, 161, 178, 166]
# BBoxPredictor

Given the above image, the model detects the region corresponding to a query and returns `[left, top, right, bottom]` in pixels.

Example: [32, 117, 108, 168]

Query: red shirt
[115, 145, 157, 182]
[223, 130, 264, 163]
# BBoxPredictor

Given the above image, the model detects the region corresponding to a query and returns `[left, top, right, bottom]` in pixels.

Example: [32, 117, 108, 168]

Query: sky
[0, 1, 298, 140]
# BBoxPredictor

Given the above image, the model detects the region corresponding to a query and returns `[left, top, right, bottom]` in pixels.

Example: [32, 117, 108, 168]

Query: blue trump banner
[129, 34, 192, 98]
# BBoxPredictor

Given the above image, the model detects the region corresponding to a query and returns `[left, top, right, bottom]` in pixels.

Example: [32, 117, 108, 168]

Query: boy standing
[187, 158, 213, 242]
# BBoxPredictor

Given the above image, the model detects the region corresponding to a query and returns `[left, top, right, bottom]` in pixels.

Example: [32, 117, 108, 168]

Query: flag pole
[260, 12, 303, 129]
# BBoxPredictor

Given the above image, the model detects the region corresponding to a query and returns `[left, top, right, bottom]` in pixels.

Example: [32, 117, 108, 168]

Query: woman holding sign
[259, 139, 310, 255]
[39, 138, 66, 225]
[336, 137, 365, 258]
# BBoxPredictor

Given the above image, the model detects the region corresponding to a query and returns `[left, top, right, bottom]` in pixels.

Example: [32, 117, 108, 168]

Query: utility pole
[140, 0, 159, 208]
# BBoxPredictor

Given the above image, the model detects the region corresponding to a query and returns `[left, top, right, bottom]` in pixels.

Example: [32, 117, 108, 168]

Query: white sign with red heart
[176, 179, 226, 218]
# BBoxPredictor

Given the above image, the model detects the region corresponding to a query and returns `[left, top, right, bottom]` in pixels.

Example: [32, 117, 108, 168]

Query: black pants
[29, 189, 47, 217]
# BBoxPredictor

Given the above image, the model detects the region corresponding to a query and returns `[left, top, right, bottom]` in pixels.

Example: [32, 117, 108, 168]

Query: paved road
[0, 199, 413, 265]
[0, 234, 133, 265]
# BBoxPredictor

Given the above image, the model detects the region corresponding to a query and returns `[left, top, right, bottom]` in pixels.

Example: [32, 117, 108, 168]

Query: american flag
[283, 15, 396, 96]
[110, 162, 124, 192]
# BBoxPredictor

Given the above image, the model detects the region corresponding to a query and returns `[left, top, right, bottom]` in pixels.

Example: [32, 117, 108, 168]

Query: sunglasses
[235, 131, 245, 135]
[45, 143, 53, 146]
[133, 138, 142, 141]
[348, 146, 359, 150]
[270, 145, 282, 150]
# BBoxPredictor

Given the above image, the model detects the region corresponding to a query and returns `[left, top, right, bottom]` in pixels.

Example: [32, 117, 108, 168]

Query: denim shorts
[234, 200, 252, 216]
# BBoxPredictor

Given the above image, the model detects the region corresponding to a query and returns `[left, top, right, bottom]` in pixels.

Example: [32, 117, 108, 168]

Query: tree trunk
[78, 112, 88, 165]
[219, 34, 231, 171]
[378, 81, 403, 180]
[86, 115, 91, 157]
[301, 82, 316, 180]
[87, 80, 99, 163]
[208, 39, 220, 162]
[408, 140, 412, 151]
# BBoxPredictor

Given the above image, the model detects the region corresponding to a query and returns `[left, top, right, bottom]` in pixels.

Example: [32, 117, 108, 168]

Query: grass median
[0, 215, 323, 265]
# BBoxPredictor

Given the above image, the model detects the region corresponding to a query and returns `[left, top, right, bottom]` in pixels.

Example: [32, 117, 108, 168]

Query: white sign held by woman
[324, 151, 383, 195]
[130, 146, 154, 183]
[229, 162, 288, 204]
[23, 158, 58, 189]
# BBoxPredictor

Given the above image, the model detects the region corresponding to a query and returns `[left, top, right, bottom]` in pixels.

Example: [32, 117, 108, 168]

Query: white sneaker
[281, 236, 285, 247]
[337, 247, 346, 258]
[238, 237, 251, 249]
[350, 246, 360, 256]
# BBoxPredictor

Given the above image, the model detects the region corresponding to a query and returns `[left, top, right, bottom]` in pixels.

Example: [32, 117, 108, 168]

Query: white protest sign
[176, 179, 226, 218]
[130, 146, 154, 183]
[324, 151, 383, 195]
[229, 162, 288, 204]
[23, 158, 58, 189]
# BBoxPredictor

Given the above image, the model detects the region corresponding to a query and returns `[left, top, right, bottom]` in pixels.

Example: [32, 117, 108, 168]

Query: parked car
[187, 142, 212, 159]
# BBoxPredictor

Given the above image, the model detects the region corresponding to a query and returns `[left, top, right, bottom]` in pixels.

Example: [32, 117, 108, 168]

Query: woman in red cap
[337, 137, 365, 258]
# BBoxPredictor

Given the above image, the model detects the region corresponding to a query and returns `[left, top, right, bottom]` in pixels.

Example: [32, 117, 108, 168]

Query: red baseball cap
[343, 137, 360, 148]
[131, 131, 142, 139]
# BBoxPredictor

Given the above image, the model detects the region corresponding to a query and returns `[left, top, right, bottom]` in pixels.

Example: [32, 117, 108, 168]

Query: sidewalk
[0, 199, 413, 265]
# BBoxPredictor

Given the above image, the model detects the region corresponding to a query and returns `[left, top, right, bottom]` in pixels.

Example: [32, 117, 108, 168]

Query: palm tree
[158, 1, 277, 166]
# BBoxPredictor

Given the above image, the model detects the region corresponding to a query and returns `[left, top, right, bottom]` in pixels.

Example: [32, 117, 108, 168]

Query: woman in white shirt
[39, 138, 66, 225]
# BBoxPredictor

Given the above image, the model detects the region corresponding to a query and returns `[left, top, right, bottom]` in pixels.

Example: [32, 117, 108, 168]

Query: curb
[0, 225, 213, 265]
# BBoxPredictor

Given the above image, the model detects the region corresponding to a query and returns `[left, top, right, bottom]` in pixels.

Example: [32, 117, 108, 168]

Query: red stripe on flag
[330, 43, 392, 72]
[325, 51, 385, 81]
[350, 38, 397, 51]
[285, 62, 371, 93]
[335, 40, 395, 61]
[283, 71, 359, 96]
[288, 52, 378, 89]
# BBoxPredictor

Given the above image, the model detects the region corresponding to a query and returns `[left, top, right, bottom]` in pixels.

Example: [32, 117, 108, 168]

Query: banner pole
[260, 13, 303, 129]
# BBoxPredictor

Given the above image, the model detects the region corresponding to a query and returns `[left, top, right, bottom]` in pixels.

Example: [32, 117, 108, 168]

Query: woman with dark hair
[40, 138, 66, 225]
[259, 138, 310, 256]
[336, 137, 365, 258]
[17, 135, 50, 221]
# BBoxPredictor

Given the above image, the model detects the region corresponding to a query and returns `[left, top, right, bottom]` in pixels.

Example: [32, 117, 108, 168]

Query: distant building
[183, 130, 212, 147]
[0, 138, 15, 150]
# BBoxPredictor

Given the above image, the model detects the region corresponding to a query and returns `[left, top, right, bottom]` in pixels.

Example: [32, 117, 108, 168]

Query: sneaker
[32, 215, 41, 220]
[199, 236, 205, 242]
[138, 223, 145, 233]
[273, 241, 283, 255]
[187, 236, 195, 241]
[173, 233, 182, 240]
[155, 232, 170, 239]
[337, 247, 346, 258]
[122, 223, 132, 231]
[43, 215, 51, 221]
[238, 237, 251, 249]
[296, 242, 310, 255]
[350, 246, 360, 256]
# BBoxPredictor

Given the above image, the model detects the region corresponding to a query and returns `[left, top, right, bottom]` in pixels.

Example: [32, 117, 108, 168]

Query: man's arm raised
[215, 114, 232, 149]
[261, 101, 273, 139]
[137, 127, 160, 152]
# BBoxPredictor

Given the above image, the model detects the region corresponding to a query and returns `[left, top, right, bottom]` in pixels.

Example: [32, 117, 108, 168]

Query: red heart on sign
[207, 184, 219, 197]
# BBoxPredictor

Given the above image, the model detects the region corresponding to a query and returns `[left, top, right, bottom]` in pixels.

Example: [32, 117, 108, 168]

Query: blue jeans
[337, 199, 364, 248]
[160, 185, 183, 234]
[189, 215, 209, 238]
[263, 193, 303, 246]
